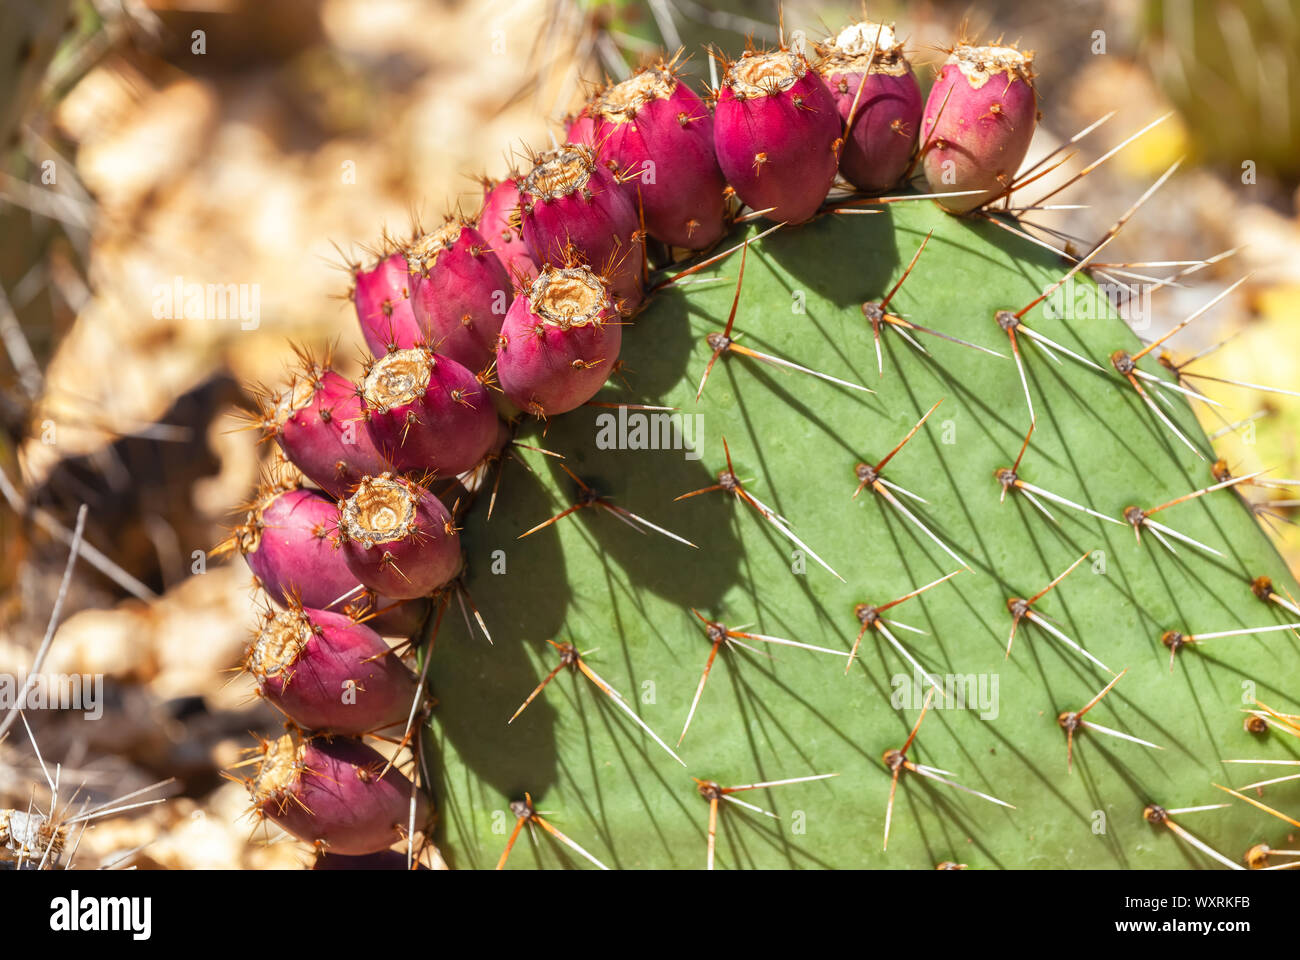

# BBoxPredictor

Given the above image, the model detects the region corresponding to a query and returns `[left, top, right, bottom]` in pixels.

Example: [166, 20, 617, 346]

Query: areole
[726, 50, 806, 98]
[816, 21, 909, 76]
[528, 266, 609, 329]
[340, 475, 420, 548]
[251, 730, 306, 802]
[248, 608, 313, 679]
[948, 44, 1035, 88]
[406, 220, 465, 275]
[522, 147, 596, 200]
[592, 67, 677, 122]
[361, 348, 432, 413]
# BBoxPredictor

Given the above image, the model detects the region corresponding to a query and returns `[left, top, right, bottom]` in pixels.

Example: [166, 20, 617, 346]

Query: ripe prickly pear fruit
[921, 43, 1037, 213]
[815, 21, 922, 194]
[514, 144, 644, 309]
[245, 604, 418, 734]
[567, 59, 726, 249]
[275, 366, 391, 500]
[337, 473, 461, 599]
[713, 48, 842, 224]
[354, 250, 421, 358]
[496, 263, 623, 418]
[478, 175, 539, 284]
[405, 219, 513, 374]
[248, 727, 424, 855]
[229, 484, 358, 609]
[359, 346, 496, 477]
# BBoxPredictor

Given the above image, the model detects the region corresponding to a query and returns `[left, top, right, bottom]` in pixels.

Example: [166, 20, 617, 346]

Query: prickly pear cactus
[429, 202, 1300, 869]
[229, 14, 1300, 870]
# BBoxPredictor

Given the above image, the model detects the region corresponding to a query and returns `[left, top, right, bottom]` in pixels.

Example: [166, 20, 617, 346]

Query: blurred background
[0, 0, 1296, 868]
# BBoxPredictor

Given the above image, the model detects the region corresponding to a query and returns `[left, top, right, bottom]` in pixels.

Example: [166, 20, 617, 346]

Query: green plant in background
[1141, 0, 1300, 181]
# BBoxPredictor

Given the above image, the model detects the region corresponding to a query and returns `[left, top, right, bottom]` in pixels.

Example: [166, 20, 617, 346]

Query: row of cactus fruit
[222, 14, 1300, 869]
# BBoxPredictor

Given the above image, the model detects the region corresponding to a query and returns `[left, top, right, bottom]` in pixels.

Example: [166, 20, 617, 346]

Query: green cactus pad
[427, 198, 1300, 869]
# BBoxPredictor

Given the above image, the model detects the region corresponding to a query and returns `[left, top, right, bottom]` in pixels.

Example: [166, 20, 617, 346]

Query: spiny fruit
[478, 175, 539, 283]
[229, 484, 356, 610]
[353, 248, 421, 358]
[247, 727, 423, 855]
[513, 144, 644, 309]
[245, 603, 418, 734]
[713, 48, 841, 223]
[405, 218, 513, 374]
[496, 262, 623, 418]
[921, 42, 1038, 213]
[568, 56, 726, 249]
[359, 346, 496, 477]
[815, 20, 922, 194]
[337, 473, 460, 600]
[273, 365, 391, 499]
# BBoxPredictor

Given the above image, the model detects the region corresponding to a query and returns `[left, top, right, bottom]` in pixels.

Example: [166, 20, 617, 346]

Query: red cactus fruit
[920, 43, 1038, 214]
[337, 473, 461, 599]
[815, 21, 922, 194]
[514, 144, 644, 309]
[405, 219, 513, 374]
[354, 250, 421, 358]
[713, 49, 842, 224]
[248, 727, 424, 855]
[274, 366, 391, 500]
[567, 59, 726, 249]
[496, 263, 623, 418]
[359, 346, 496, 477]
[245, 604, 418, 734]
[478, 175, 539, 284]
[229, 484, 359, 609]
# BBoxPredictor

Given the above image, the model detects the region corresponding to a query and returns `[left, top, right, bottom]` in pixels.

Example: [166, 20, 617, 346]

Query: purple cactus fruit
[567, 59, 726, 250]
[514, 144, 644, 309]
[337, 473, 461, 599]
[496, 263, 623, 418]
[815, 21, 923, 194]
[248, 727, 425, 855]
[478, 176, 539, 284]
[405, 219, 513, 374]
[359, 346, 496, 477]
[274, 366, 391, 500]
[354, 250, 422, 358]
[713, 49, 842, 224]
[230, 484, 359, 609]
[245, 604, 418, 734]
[920, 43, 1038, 214]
